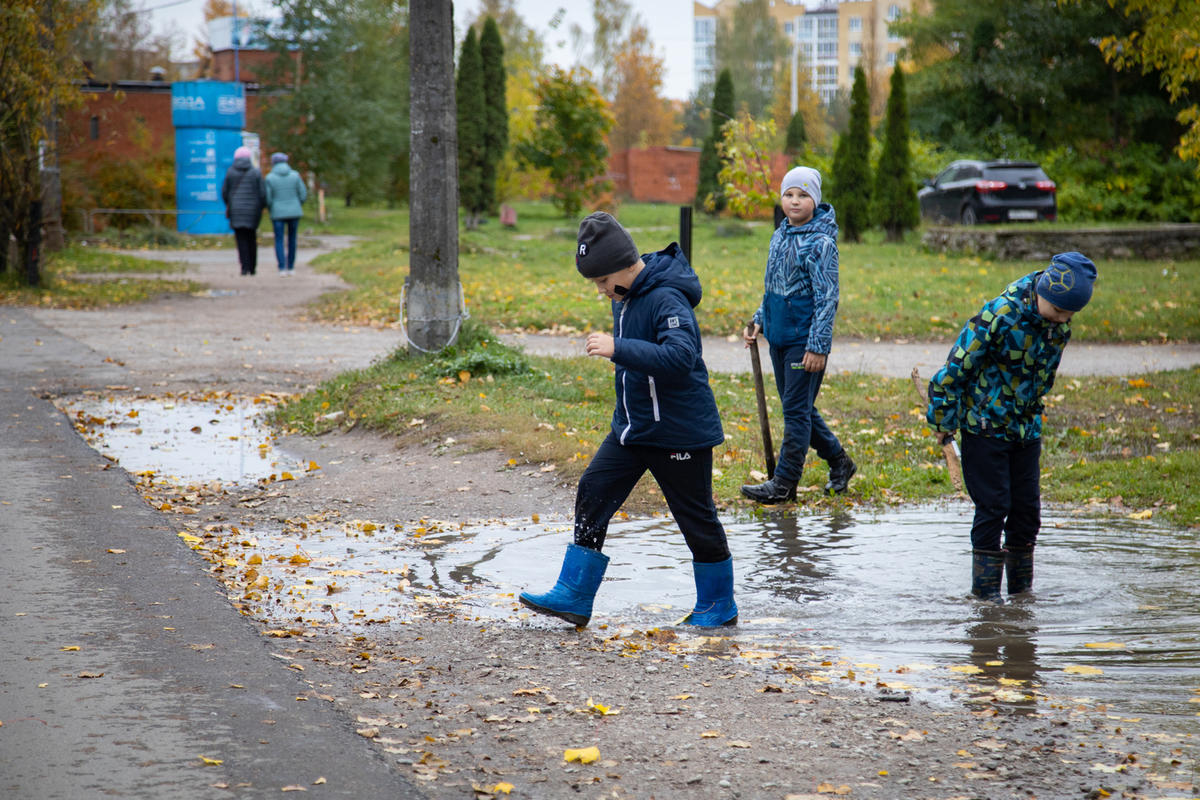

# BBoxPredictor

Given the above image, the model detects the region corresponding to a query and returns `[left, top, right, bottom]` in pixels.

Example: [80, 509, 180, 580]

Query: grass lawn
[0, 245, 200, 308]
[9, 204, 1198, 526]
[283, 203, 1199, 527]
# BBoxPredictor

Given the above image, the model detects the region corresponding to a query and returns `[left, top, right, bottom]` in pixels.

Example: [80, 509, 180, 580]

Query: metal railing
[81, 208, 226, 234]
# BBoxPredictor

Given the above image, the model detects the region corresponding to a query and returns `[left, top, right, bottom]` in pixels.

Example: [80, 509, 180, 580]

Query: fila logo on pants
[669, 452, 692, 461]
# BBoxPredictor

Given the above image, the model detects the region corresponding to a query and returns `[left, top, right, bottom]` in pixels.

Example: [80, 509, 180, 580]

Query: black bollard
[678, 206, 693, 265]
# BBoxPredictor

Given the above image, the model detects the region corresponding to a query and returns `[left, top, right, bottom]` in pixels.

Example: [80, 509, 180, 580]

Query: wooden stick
[749, 337, 776, 479]
[911, 367, 963, 492]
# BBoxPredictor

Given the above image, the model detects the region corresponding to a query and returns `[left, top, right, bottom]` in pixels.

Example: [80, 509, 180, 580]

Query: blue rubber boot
[683, 557, 738, 627]
[519, 543, 609, 627]
[1005, 546, 1034, 595]
[971, 549, 1006, 604]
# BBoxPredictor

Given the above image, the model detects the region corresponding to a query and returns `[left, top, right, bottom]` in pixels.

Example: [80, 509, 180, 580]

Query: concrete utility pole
[406, 0, 461, 351]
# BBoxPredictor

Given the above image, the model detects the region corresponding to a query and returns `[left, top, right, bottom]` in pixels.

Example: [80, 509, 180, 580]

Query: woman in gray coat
[221, 146, 267, 276]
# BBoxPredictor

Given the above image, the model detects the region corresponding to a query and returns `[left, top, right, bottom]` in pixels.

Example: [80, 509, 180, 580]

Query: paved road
[502, 331, 1200, 378]
[0, 243, 421, 798]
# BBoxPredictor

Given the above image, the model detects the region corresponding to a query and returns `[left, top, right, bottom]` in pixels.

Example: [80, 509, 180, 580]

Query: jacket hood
[269, 162, 294, 177]
[231, 156, 253, 171]
[780, 202, 837, 240]
[626, 243, 702, 308]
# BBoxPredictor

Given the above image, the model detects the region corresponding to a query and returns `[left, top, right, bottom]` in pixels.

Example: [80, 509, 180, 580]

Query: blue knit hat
[271, 152, 288, 164]
[1036, 252, 1097, 312]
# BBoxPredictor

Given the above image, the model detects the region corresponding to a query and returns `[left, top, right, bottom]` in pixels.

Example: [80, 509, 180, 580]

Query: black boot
[824, 451, 857, 494]
[971, 549, 1005, 603]
[740, 475, 798, 504]
[1005, 546, 1034, 595]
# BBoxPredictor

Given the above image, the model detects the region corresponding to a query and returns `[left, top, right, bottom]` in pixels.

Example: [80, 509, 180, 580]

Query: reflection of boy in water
[519, 212, 737, 628]
[927, 253, 1097, 602]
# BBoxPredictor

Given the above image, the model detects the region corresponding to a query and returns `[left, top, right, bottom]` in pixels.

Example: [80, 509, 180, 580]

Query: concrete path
[502, 331, 1200, 378]
[1, 239, 421, 799]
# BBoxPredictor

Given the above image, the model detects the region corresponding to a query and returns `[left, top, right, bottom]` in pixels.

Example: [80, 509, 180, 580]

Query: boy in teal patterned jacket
[927, 252, 1098, 601]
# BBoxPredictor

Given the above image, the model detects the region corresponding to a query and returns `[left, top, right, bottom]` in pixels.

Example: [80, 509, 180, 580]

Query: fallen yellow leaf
[198, 755, 223, 766]
[1064, 664, 1104, 676]
[563, 746, 600, 764]
[1084, 642, 1127, 650]
[60, 646, 80, 652]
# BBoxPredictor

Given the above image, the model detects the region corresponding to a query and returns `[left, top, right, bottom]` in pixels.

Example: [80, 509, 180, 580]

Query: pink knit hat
[234, 146, 251, 160]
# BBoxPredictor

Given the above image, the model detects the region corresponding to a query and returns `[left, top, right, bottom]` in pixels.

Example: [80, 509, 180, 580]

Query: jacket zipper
[617, 302, 632, 444]
[648, 376, 660, 422]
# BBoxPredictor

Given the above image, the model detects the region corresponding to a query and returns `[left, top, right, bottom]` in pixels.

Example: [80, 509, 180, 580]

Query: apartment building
[693, 0, 912, 106]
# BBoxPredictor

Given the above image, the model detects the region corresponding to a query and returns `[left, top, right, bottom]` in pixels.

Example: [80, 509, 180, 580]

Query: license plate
[1008, 209, 1037, 220]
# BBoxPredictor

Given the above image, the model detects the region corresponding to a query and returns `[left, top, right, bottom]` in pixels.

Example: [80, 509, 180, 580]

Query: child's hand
[585, 332, 615, 359]
[743, 323, 761, 347]
[802, 351, 827, 372]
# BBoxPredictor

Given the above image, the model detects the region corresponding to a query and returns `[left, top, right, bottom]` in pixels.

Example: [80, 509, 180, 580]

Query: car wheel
[960, 205, 978, 225]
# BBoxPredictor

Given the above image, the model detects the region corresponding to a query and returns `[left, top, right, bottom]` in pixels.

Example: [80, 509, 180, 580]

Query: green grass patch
[271, 314, 1200, 527]
[0, 245, 200, 308]
[304, 204, 1200, 344]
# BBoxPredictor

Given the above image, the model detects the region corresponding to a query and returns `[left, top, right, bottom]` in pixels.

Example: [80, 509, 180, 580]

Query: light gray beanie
[780, 166, 822, 206]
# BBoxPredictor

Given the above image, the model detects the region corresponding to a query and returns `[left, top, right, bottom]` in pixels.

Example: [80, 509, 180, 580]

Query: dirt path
[18, 238, 1198, 799]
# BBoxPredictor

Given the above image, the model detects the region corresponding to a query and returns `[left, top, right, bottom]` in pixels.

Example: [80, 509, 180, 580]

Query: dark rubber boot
[740, 476, 798, 504]
[824, 451, 857, 494]
[519, 543, 609, 626]
[683, 557, 738, 627]
[971, 549, 1006, 603]
[1005, 546, 1034, 595]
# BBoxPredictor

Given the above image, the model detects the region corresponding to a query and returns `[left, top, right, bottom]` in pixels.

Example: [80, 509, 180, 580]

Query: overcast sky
[143, 0, 701, 100]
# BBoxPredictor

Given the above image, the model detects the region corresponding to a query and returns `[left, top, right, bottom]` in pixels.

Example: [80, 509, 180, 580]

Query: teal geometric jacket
[926, 271, 1071, 442]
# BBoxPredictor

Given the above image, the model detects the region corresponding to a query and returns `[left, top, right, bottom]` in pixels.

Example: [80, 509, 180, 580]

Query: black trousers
[961, 431, 1042, 551]
[574, 432, 730, 563]
[233, 227, 258, 274]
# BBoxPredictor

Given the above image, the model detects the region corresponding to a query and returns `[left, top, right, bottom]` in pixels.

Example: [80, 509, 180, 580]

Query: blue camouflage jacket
[608, 243, 724, 450]
[927, 271, 1071, 442]
[751, 203, 839, 354]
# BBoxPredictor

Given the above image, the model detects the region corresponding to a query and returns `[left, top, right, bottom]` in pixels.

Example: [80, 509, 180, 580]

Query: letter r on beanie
[576, 212, 640, 278]
[1035, 251, 1097, 312]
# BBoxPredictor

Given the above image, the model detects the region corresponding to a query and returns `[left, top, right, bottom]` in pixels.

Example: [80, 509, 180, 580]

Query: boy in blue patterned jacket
[741, 166, 857, 504]
[927, 252, 1098, 602]
[520, 212, 737, 628]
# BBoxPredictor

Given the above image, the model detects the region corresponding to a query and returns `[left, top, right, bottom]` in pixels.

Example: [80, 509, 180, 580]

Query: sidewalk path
[1, 239, 421, 798]
[502, 331, 1200, 378]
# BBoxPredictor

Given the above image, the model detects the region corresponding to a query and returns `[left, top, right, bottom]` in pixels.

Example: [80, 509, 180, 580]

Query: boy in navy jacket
[520, 212, 737, 628]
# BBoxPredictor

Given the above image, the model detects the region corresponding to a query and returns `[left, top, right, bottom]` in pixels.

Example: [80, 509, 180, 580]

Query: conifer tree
[456, 26, 486, 228]
[831, 66, 872, 242]
[479, 16, 507, 216]
[784, 111, 807, 159]
[695, 69, 734, 213]
[873, 66, 919, 242]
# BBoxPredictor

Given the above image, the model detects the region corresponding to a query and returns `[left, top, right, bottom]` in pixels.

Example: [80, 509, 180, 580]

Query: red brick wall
[608, 147, 700, 204]
[60, 84, 272, 171]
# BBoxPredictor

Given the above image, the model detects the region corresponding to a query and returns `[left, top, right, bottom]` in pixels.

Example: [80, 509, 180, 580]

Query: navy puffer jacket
[221, 157, 266, 229]
[607, 243, 724, 450]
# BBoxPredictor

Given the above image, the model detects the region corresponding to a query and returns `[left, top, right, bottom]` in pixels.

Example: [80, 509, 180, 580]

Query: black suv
[918, 159, 1057, 224]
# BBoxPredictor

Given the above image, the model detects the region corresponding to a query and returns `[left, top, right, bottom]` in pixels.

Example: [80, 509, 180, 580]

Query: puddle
[61, 393, 1200, 733]
[58, 392, 303, 486]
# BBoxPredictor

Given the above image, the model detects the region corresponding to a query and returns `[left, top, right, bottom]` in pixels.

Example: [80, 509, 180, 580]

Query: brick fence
[923, 224, 1200, 261]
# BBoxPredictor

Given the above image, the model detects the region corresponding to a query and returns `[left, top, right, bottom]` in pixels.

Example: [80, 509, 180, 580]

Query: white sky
[142, 0, 700, 100]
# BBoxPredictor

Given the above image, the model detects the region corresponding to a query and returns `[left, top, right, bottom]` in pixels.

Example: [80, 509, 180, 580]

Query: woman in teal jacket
[264, 153, 308, 274]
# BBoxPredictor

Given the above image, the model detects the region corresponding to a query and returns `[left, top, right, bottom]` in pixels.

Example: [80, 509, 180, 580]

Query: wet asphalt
[3, 236, 1197, 798]
[0, 311, 422, 797]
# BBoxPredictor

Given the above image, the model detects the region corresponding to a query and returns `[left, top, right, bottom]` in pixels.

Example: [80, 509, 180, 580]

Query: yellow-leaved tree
[714, 114, 778, 220]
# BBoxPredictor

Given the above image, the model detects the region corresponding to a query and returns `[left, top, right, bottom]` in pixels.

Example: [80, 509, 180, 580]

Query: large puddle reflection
[59, 394, 1200, 733]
